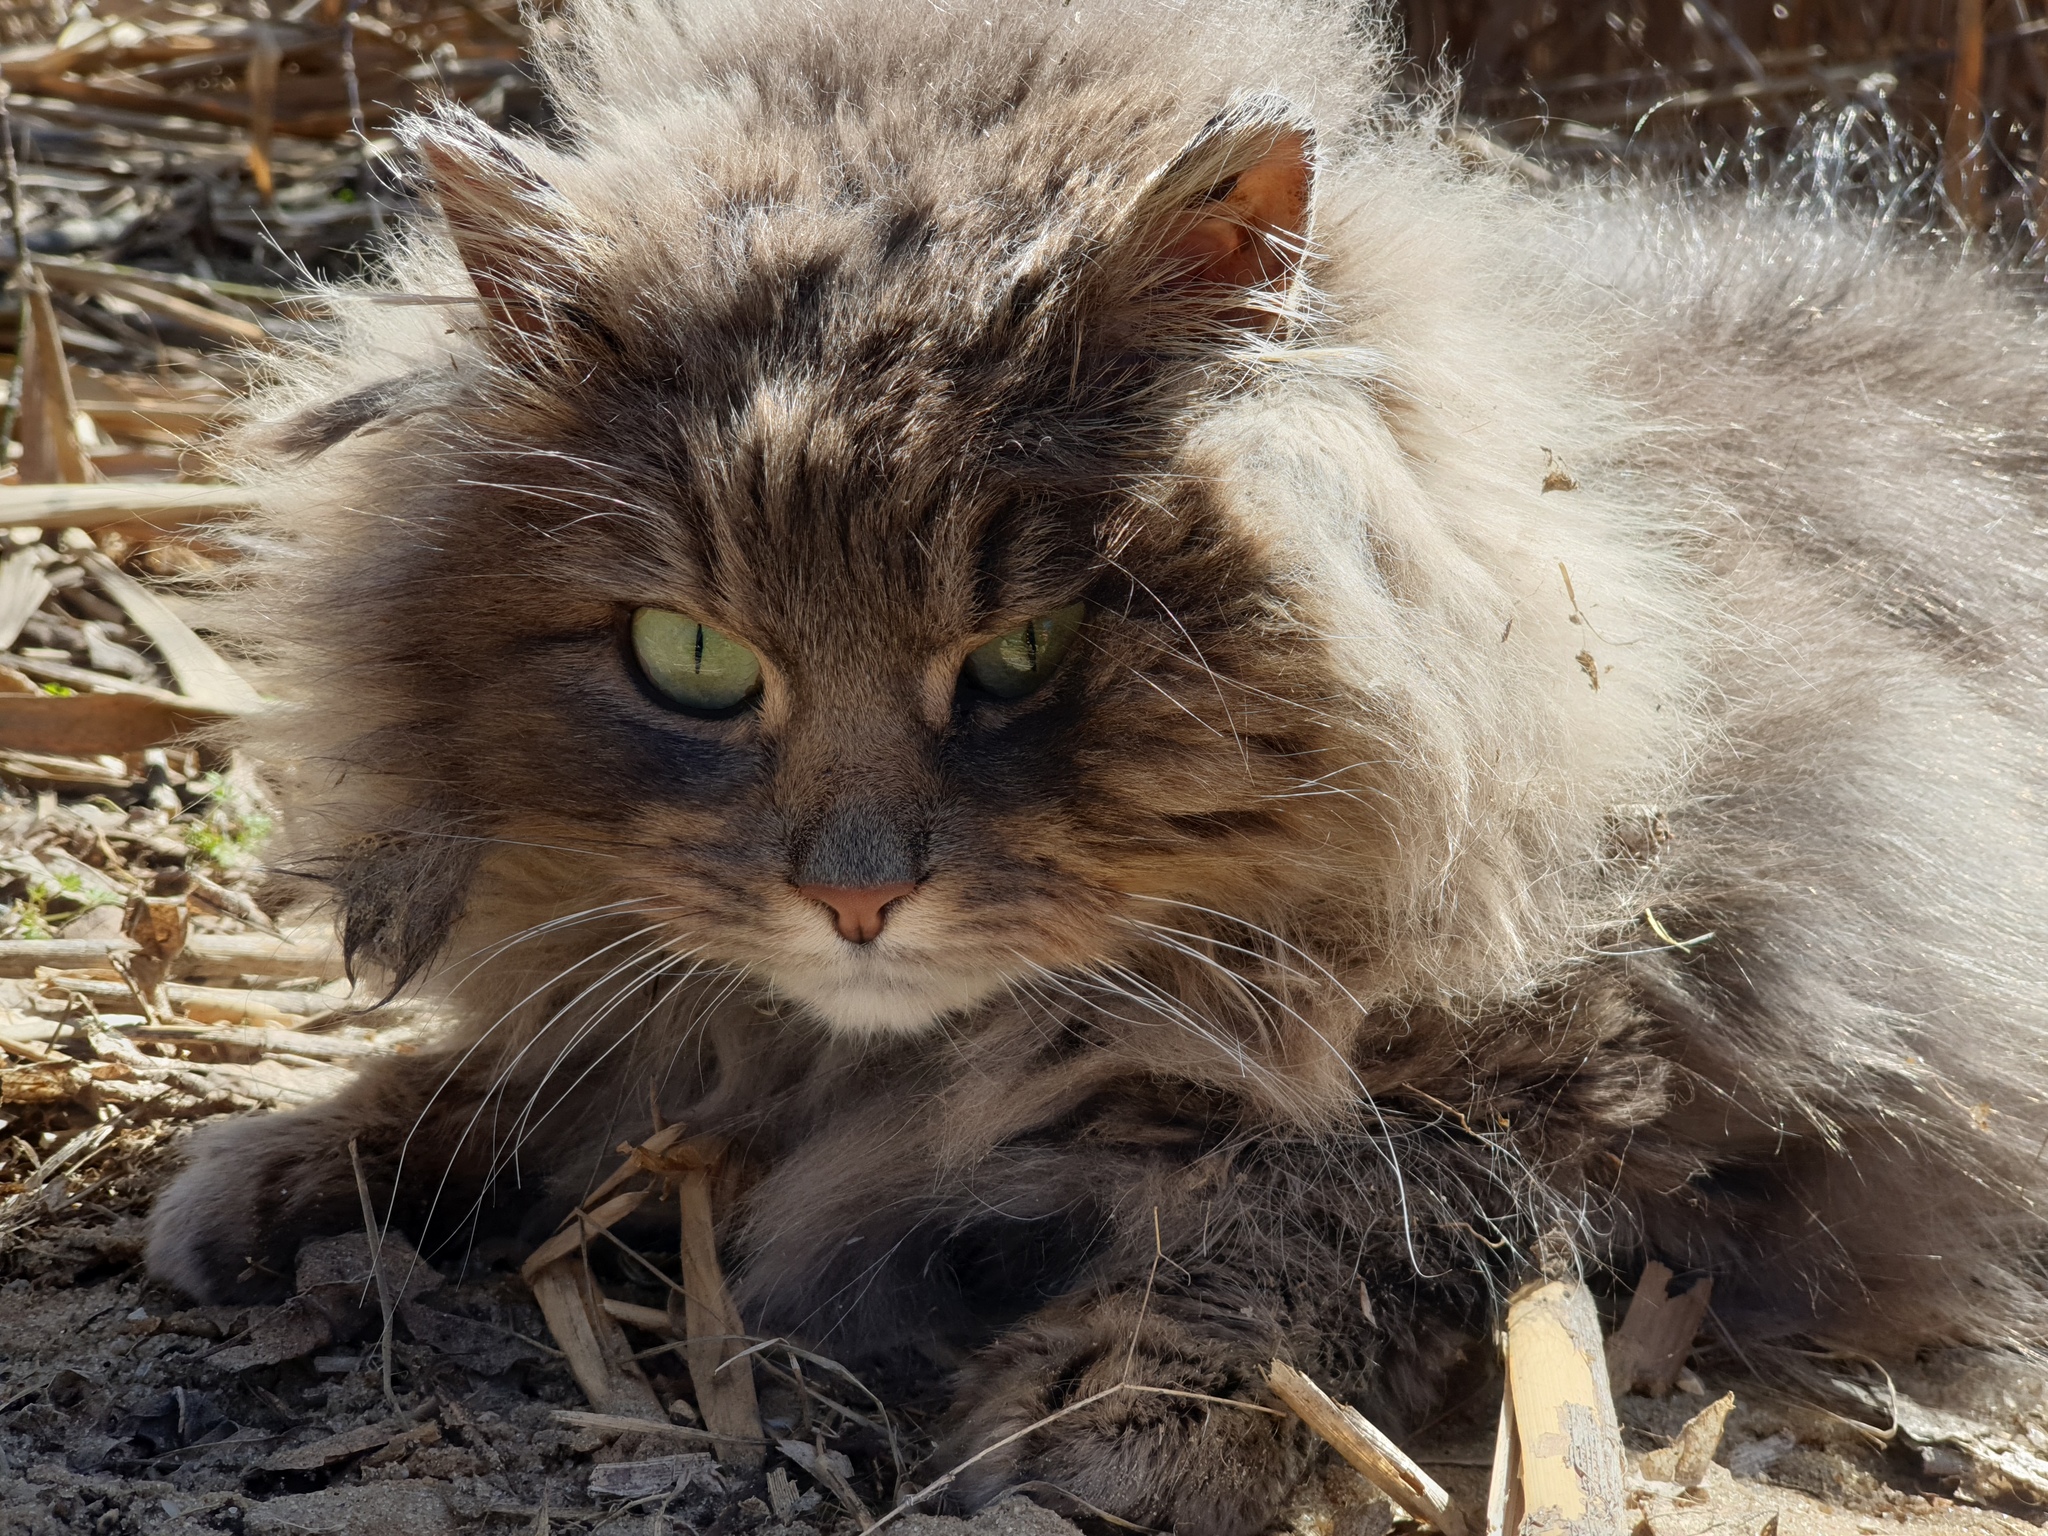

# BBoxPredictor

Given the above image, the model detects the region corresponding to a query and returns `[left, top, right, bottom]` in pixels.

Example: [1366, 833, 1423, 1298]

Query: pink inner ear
[417, 136, 559, 342]
[1164, 129, 1314, 297]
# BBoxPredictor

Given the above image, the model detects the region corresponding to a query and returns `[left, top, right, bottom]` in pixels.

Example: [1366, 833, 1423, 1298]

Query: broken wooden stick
[1604, 1261, 1712, 1399]
[519, 1143, 669, 1423]
[1267, 1360, 1476, 1536]
[1502, 1279, 1627, 1536]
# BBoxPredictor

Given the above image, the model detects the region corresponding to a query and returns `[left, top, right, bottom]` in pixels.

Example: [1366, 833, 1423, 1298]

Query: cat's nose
[794, 882, 918, 944]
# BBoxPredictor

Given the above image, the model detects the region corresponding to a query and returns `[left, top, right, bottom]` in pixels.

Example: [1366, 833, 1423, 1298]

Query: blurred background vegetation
[0, 0, 2031, 302]
[1405, 1, 2036, 238]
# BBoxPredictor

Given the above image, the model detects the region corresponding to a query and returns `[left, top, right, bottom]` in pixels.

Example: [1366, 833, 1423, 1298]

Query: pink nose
[794, 881, 917, 944]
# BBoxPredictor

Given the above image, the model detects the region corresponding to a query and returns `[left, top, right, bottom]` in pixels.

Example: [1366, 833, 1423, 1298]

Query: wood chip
[1267, 1360, 1475, 1536]
[261, 1416, 426, 1473]
[587, 1452, 718, 1500]
[777, 1438, 871, 1523]
[359, 1419, 440, 1469]
[1640, 1394, 1736, 1489]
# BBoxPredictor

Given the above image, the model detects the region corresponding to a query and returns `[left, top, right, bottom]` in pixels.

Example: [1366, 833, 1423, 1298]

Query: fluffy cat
[147, 1, 2048, 1530]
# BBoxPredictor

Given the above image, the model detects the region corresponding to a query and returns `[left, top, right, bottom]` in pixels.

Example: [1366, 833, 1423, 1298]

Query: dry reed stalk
[347, 1136, 399, 1413]
[1946, 0, 1989, 227]
[601, 1297, 672, 1334]
[673, 1142, 765, 1469]
[0, 80, 28, 456]
[246, 20, 281, 205]
[14, 279, 90, 485]
[528, 1255, 665, 1420]
[1502, 1278, 1627, 1536]
[76, 546, 262, 711]
[35, 264, 270, 346]
[1267, 1360, 1476, 1536]
[518, 1189, 648, 1282]
[1484, 1389, 1520, 1536]
[0, 482, 260, 531]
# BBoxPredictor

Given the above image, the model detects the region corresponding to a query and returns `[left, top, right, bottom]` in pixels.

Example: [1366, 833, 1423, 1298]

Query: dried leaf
[13, 279, 92, 486]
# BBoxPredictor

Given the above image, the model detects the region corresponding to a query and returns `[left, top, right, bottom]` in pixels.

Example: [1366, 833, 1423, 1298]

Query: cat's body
[147, 2, 2048, 1529]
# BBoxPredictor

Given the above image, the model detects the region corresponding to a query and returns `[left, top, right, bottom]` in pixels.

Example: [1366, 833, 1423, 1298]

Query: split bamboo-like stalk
[518, 1188, 647, 1283]
[1267, 1360, 1475, 1536]
[1501, 1279, 1626, 1536]
[1484, 1387, 1521, 1536]
[676, 1151, 765, 1469]
[15, 279, 91, 486]
[527, 1254, 665, 1421]
[0, 482, 260, 532]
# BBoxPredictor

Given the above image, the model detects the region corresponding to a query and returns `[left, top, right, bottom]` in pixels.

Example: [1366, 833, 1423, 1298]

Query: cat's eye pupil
[632, 607, 761, 714]
[965, 602, 1084, 701]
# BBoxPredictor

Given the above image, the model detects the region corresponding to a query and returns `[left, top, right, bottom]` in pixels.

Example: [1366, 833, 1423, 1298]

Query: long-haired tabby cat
[147, 0, 2048, 1528]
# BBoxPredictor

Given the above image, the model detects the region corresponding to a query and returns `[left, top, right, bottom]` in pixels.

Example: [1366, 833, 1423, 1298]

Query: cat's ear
[404, 110, 590, 359]
[1130, 94, 1318, 330]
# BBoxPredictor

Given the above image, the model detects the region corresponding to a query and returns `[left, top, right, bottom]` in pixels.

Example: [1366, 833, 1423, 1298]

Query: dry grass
[1405, 2, 2046, 234]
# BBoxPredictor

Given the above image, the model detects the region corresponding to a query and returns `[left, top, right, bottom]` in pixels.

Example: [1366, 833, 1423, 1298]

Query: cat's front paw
[147, 1101, 377, 1303]
[939, 1296, 1314, 1536]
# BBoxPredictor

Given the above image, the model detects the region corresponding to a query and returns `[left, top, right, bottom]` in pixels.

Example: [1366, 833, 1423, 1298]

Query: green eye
[632, 607, 761, 713]
[963, 602, 1085, 700]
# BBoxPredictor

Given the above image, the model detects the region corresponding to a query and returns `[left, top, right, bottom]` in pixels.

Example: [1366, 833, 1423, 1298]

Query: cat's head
[261, 81, 1378, 1035]
[249, 4, 1651, 1039]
